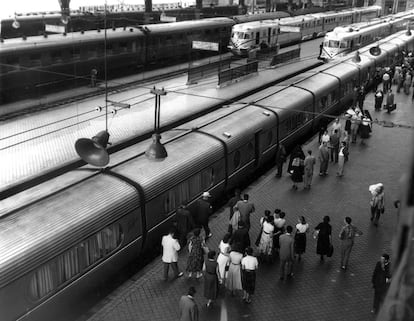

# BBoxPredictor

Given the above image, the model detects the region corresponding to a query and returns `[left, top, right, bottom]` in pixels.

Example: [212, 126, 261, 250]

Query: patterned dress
[186, 235, 204, 273]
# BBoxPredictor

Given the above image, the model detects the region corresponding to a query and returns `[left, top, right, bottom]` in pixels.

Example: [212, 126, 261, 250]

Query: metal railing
[187, 58, 232, 85]
[270, 48, 301, 66]
[218, 60, 258, 85]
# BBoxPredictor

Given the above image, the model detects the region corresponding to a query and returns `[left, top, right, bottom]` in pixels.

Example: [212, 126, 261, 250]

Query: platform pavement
[0, 44, 320, 197]
[77, 88, 414, 321]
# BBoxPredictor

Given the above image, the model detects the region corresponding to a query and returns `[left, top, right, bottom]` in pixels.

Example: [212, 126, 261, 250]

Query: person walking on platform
[294, 216, 309, 261]
[179, 286, 199, 321]
[303, 150, 316, 189]
[403, 72, 412, 95]
[385, 89, 395, 113]
[230, 221, 251, 254]
[382, 70, 391, 92]
[186, 228, 206, 279]
[257, 215, 274, 263]
[291, 156, 304, 190]
[227, 188, 241, 220]
[357, 85, 366, 110]
[162, 228, 184, 281]
[360, 115, 370, 145]
[374, 89, 384, 111]
[369, 183, 385, 227]
[225, 249, 243, 296]
[275, 144, 287, 178]
[329, 129, 340, 163]
[195, 192, 213, 239]
[90, 67, 98, 87]
[318, 141, 329, 176]
[217, 234, 231, 283]
[337, 141, 349, 177]
[175, 202, 194, 248]
[236, 194, 255, 231]
[241, 247, 259, 304]
[204, 250, 219, 307]
[279, 225, 294, 280]
[339, 217, 363, 270]
[371, 253, 391, 314]
[229, 205, 241, 235]
[314, 216, 332, 262]
[331, 118, 342, 137]
[350, 111, 361, 144]
[288, 145, 305, 174]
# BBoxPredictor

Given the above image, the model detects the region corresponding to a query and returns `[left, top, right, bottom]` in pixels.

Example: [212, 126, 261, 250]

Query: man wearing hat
[195, 192, 213, 239]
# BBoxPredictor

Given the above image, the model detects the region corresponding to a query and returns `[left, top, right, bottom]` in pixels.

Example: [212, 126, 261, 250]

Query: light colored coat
[161, 234, 180, 263]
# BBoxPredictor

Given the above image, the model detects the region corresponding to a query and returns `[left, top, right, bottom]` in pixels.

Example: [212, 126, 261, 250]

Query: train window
[247, 142, 254, 160]
[29, 224, 123, 301]
[244, 34, 250, 39]
[30, 54, 42, 66]
[233, 150, 241, 169]
[328, 40, 339, 48]
[71, 47, 81, 60]
[340, 42, 347, 48]
[189, 174, 202, 197]
[319, 96, 327, 111]
[201, 167, 215, 188]
[266, 130, 273, 147]
[51, 51, 62, 63]
[120, 42, 128, 52]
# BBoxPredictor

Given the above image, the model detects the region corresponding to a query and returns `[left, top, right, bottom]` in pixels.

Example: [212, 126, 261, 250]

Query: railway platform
[0, 41, 320, 200]
[76, 88, 414, 321]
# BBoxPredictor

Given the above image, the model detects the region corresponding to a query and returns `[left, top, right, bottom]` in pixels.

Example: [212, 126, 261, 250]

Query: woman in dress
[314, 216, 332, 262]
[257, 215, 274, 263]
[229, 205, 241, 235]
[204, 250, 219, 307]
[369, 183, 385, 227]
[241, 247, 259, 304]
[186, 228, 205, 278]
[225, 249, 243, 296]
[294, 216, 309, 261]
[217, 233, 231, 283]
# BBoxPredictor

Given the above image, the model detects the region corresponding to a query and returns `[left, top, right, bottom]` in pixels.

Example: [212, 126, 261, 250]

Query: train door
[256, 32, 260, 45]
[254, 130, 261, 167]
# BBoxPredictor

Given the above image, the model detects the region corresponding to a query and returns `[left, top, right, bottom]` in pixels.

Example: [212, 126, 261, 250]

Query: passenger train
[228, 6, 381, 56]
[320, 10, 414, 59]
[0, 7, 381, 104]
[1, 29, 413, 321]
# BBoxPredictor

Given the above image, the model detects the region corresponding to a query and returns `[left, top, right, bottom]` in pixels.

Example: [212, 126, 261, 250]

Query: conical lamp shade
[75, 130, 110, 167]
[145, 133, 167, 160]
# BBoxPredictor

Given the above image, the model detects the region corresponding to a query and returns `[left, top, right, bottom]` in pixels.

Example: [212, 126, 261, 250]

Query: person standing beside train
[175, 202, 195, 248]
[162, 227, 184, 281]
[318, 141, 329, 176]
[195, 192, 213, 239]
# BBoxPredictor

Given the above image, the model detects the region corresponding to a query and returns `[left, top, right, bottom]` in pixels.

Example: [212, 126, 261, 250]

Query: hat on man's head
[202, 191, 211, 198]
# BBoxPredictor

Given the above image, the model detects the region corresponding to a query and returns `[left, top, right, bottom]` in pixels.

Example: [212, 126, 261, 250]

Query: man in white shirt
[162, 227, 184, 280]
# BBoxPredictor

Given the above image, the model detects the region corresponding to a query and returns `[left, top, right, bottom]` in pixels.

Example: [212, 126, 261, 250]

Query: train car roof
[232, 11, 290, 24]
[0, 27, 144, 52]
[279, 15, 317, 24]
[292, 72, 340, 98]
[0, 173, 140, 287]
[141, 17, 234, 34]
[231, 19, 279, 31]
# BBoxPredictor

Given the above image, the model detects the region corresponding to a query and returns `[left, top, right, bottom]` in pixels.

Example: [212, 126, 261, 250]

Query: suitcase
[384, 103, 396, 113]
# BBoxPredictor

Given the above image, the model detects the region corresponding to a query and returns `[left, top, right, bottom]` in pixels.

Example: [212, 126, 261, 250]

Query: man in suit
[161, 227, 183, 281]
[329, 129, 340, 163]
[230, 221, 251, 254]
[195, 192, 213, 239]
[236, 194, 255, 231]
[318, 141, 329, 176]
[371, 254, 391, 314]
[175, 202, 194, 248]
[279, 225, 294, 280]
[274, 144, 287, 178]
[179, 286, 199, 321]
[303, 150, 316, 189]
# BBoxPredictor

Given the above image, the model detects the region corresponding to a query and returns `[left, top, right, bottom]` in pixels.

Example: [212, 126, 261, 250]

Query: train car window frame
[233, 150, 241, 169]
[29, 223, 123, 302]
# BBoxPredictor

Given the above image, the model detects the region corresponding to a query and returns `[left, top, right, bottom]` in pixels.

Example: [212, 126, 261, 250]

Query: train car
[228, 5, 382, 56]
[0, 17, 234, 104]
[321, 11, 414, 59]
[1, 29, 413, 321]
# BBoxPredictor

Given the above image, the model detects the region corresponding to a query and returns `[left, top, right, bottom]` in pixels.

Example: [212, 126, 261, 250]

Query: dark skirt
[294, 233, 307, 254]
[291, 166, 303, 183]
[360, 124, 370, 139]
[204, 272, 218, 300]
[317, 234, 330, 255]
[242, 270, 256, 294]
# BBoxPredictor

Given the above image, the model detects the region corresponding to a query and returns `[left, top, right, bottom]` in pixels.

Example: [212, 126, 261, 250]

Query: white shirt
[322, 134, 330, 144]
[339, 147, 344, 157]
[274, 217, 286, 229]
[263, 221, 275, 234]
[161, 234, 181, 263]
[241, 255, 259, 271]
[296, 223, 309, 233]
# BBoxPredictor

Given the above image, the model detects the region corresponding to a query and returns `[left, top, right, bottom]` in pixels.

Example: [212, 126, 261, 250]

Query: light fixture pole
[145, 87, 168, 160]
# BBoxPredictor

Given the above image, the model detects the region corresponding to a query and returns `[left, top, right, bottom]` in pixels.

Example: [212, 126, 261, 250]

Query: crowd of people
[170, 56, 414, 320]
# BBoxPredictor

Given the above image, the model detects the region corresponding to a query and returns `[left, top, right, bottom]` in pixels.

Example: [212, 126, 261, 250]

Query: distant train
[320, 10, 414, 59]
[0, 29, 413, 321]
[0, 11, 294, 104]
[228, 6, 381, 56]
[0, 7, 381, 105]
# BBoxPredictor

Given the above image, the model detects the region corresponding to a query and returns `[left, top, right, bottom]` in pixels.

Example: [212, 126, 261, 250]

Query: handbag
[327, 244, 334, 257]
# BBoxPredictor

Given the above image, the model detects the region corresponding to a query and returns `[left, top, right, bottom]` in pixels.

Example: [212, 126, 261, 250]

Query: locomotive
[0, 29, 413, 321]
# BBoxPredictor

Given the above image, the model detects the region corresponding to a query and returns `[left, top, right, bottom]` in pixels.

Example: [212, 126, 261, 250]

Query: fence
[218, 60, 258, 86]
[187, 57, 232, 85]
[270, 48, 301, 66]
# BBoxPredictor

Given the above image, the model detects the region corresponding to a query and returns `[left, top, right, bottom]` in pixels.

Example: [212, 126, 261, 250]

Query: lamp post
[145, 87, 168, 160]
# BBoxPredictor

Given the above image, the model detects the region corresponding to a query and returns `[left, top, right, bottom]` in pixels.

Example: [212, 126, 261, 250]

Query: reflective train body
[1, 29, 413, 321]
[320, 10, 414, 59]
[228, 6, 381, 56]
[0, 12, 292, 104]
